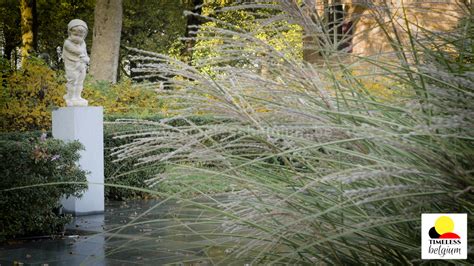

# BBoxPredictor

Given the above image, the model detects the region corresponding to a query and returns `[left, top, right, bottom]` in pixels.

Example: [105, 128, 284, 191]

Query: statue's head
[67, 19, 88, 44]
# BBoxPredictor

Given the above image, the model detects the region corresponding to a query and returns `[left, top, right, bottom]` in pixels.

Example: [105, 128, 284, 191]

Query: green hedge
[0, 132, 87, 240]
[104, 125, 165, 200]
[104, 113, 228, 125]
[103, 114, 229, 199]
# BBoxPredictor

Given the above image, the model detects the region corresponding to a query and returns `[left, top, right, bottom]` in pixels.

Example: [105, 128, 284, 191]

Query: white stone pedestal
[52, 107, 104, 215]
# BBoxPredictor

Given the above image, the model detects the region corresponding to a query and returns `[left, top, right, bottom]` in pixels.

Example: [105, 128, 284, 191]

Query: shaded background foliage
[0, 0, 95, 68]
[0, 0, 194, 70]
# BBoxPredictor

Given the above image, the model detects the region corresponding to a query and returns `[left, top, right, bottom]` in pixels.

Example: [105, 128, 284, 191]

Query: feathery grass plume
[114, 0, 473, 264]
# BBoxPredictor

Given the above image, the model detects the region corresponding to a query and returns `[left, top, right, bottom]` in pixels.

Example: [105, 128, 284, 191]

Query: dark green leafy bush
[0, 132, 87, 240]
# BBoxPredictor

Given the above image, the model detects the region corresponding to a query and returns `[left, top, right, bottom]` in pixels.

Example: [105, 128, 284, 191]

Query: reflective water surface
[0, 199, 247, 265]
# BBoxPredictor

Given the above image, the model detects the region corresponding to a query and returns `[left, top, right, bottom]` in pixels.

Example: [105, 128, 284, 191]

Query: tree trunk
[327, 0, 344, 49]
[20, 0, 36, 65]
[0, 24, 5, 58]
[302, 0, 322, 63]
[90, 0, 123, 83]
[32, 0, 37, 51]
[302, 0, 347, 63]
[181, 0, 204, 62]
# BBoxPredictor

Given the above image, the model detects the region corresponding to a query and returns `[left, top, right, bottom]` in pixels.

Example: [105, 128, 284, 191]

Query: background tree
[181, 0, 204, 61]
[301, 0, 347, 64]
[19, 0, 36, 65]
[1, 0, 94, 68]
[179, 0, 235, 61]
[0, 0, 21, 64]
[121, 0, 188, 80]
[190, 1, 302, 72]
[122, 0, 187, 55]
[89, 0, 123, 83]
[36, 0, 95, 67]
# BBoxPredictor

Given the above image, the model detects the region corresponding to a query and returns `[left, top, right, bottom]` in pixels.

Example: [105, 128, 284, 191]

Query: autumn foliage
[0, 58, 64, 132]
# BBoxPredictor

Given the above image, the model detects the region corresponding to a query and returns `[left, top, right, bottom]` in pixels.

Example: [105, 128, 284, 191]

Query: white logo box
[421, 213, 467, 260]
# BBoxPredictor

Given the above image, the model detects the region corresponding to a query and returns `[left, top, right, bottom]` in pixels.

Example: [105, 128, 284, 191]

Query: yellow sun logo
[429, 216, 460, 239]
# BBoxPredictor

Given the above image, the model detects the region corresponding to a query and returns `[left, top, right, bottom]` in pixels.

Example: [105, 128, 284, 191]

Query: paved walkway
[0, 200, 222, 265]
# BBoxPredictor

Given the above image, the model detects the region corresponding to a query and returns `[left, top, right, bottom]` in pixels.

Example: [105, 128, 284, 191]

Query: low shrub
[0, 132, 87, 240]
[83, 79, 164, 117]
[0, 58, 65, 132]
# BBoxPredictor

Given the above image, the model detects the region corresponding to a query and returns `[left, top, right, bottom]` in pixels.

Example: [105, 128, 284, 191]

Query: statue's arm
[79, 42, 90, 64]
[64, 40, 82, 56]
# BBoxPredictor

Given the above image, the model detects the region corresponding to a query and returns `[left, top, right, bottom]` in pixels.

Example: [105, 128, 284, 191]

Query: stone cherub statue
[63, 19, 89, 107]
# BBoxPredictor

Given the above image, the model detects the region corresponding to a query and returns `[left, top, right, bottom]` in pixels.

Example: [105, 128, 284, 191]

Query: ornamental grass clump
[114, 1, 473, 264]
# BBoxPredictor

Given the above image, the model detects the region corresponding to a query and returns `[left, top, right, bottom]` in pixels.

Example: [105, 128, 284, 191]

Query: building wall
[343, 0, 468, 57]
